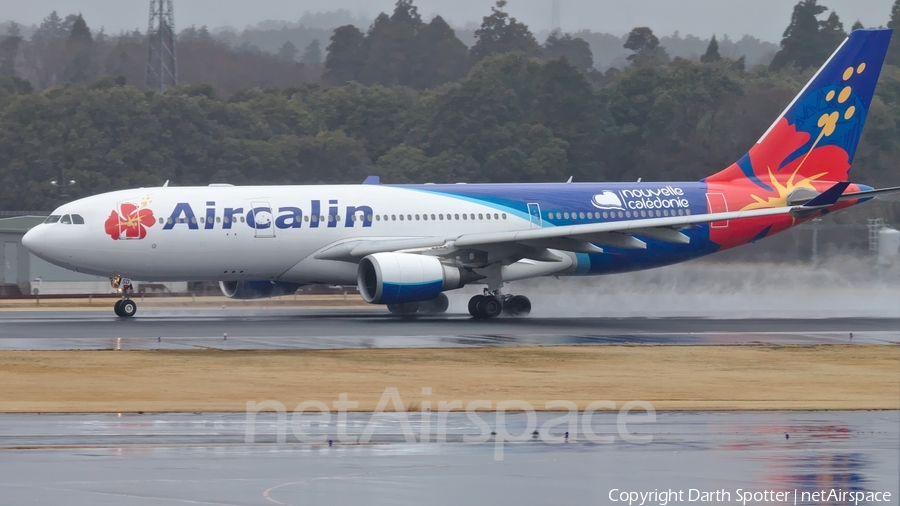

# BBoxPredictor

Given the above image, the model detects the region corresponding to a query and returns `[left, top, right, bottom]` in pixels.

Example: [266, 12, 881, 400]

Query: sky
[3, 0, 896, 42]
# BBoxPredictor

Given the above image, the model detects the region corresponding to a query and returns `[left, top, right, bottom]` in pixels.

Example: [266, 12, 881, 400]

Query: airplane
[22, 29, 899, 319]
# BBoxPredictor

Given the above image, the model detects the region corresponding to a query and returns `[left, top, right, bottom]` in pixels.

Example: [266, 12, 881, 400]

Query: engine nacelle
[357, 253, 466, 304]
[219, 280, 301, 299]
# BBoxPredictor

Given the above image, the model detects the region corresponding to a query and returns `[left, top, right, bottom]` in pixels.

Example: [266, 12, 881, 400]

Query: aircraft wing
[316, 181, 858, 264]
[316, 205, 796, 263]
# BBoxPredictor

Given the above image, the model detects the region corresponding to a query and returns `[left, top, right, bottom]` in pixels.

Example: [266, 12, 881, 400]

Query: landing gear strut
[111, 276, 137, 318]
[468, 291, 531, 319]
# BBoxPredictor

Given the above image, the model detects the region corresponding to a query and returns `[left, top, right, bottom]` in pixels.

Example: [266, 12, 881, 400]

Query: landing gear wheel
[115, 299, 137, 318]
[470, 295, 502, 319]
[419, 293, 449, 314]
[387, 302, 420, 315]
[504, 295, 532, 317]
[468, 295, 486, 317]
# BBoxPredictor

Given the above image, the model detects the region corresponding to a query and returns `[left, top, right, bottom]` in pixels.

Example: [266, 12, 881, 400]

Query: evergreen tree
[543, 32, 594, 71]
[624, 27, 669, 66]
[33, 11, 68, 41]
[851, 20, 864, 30]
[278, 41, 299, 62]
[409, 15, 470, 88]
[323, 25, 366, 84]
[470, 0, 541, 61]
[65, 14, 97, 84]
[0, 36, 20, 77]
[6, 22, 21, 37]
[701, 35, 721, 63]
[361, 1, 422, 86]
[770, 0, 845, 70]
[819, 11, 846, 49]
[300, 40, 322, 65]
[887, 0, 899, 66]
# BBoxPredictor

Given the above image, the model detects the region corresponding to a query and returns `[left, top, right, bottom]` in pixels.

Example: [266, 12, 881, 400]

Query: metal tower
[550, 0, 561, 32]
[145, 0, 177, 92]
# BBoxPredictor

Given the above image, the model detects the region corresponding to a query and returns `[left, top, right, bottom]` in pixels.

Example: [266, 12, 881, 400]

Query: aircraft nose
[22, 225, 47, 254]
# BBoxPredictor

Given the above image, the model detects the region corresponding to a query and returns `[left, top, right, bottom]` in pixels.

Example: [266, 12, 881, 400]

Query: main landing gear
[110, 276, 137, 318]
[468, 291, 531, 319]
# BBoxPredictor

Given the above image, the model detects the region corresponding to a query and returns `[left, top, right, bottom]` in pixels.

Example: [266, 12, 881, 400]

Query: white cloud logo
[591, 191, 624, 210]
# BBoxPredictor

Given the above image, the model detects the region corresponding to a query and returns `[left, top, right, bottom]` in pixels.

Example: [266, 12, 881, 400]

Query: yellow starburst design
[741, 166, 828, 211]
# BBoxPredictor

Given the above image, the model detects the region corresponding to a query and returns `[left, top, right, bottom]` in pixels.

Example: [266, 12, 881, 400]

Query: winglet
[802, 181, 851, 207]
[363, 175, 381, 185]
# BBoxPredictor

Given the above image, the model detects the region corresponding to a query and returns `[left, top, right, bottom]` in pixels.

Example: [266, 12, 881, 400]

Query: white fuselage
[23, 184, 540, 284]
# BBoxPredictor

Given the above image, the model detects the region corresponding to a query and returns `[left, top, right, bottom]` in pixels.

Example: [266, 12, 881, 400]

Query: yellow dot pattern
[817, 111, 839, 136]
[838, 86, 852, 103]
[817, 62, 865, 137]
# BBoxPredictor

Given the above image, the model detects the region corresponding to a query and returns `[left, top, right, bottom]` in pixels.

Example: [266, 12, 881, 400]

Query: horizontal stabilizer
[802, 181, 851, 207]
[838, 185, 900, 201]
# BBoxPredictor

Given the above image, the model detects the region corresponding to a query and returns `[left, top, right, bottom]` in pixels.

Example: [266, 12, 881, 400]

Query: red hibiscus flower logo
[104, 203, 156, 240]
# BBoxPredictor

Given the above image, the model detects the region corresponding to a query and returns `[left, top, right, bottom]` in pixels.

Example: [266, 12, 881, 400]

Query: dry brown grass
[0, 345, 897, 412]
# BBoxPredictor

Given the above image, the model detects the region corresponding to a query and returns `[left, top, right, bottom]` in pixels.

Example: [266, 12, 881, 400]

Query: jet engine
[219, 280, 302, 299]
[357, 253, 469, 304]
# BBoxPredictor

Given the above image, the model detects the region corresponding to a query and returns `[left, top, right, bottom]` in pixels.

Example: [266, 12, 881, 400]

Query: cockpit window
[71, 214, 85, 224]
[44, 215, 61, 224]
[59, 215, 72, 224]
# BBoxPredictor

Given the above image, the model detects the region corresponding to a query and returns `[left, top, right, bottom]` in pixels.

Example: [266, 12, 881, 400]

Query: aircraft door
[706, 193, 729, 228]
[250, 201, 275, 238]
[527, 203, 542, 229]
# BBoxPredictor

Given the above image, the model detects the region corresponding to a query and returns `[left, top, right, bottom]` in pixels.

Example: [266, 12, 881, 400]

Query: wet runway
[0, 309, 897, 349]
[0, 411, 896, 505]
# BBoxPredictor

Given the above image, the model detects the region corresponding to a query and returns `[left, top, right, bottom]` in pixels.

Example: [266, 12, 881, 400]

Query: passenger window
[431, 214, 436, 220]
[470, 214, 475, 220]
[72, 214, 85, 224]
[603, 212, 609, 219]
[60, 215, 72, 224]
[563, 212, 569, 219]
[407, 214, 412, 221]
[454, 214, 459, 220]
[392, 215, 396, 221]
[462, 214, 467, 220]
[494, 213, 499, 220]
[501, 213, 507, 220]
[159, 217, 164, 224]
[579, 212, 585, 219]
[399, 215, 404, 221]
[191, 217, 198, 224]
[415, 214, 420, 220]
[439, 214, 444, 220]
[168, 217, 175, 224]
[44, 215, 61, 224]
[478, 214, 483, 220]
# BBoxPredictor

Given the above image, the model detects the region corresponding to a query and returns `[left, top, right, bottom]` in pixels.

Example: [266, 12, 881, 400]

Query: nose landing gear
[110, 276, 137, 318]
[468, 291, 531, 319]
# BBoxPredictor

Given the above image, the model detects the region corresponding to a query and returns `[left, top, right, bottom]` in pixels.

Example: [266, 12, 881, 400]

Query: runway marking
[1, 482, 244, 505]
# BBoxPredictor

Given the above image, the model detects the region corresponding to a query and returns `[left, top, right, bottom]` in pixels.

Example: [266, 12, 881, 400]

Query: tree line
[0, 0, 897, 220]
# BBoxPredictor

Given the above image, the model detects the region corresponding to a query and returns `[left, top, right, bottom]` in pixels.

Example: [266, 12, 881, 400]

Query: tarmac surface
[0, 308, 897, 350]
[0, 411, 896, 505]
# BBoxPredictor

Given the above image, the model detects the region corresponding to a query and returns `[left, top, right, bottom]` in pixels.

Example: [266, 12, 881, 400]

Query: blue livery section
[380, 280, 444, 304]
[409, 182, 720, 275]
